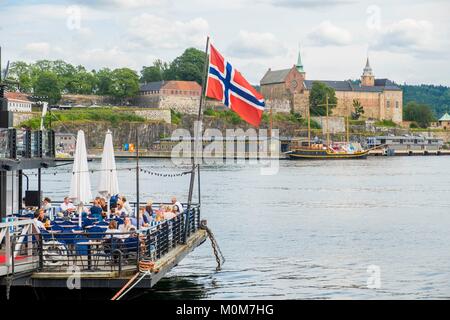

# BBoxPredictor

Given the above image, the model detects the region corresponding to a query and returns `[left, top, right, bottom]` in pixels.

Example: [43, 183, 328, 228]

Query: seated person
[160, 205, 176, 220]
[116, 202, 128, 218]
[33, 209, 47, 230]
[119, 216, 136, 233]
[121, 196, 134, 217]
[171, 196, 184, 214]
[59, 197, 76, 217]
[138, 207, 150, 227]
[42, 197, 52, 214]
[89, 198, 103, 221]
[145, 200, 154, 216]
[99, 197, 108, 213]
[104, 220, 122, 239]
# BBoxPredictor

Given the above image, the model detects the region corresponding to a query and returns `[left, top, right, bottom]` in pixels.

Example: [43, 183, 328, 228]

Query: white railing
[0, 219, 40, 276]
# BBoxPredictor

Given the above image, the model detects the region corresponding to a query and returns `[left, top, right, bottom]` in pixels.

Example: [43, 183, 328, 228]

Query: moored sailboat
[286, 94, 369, 160]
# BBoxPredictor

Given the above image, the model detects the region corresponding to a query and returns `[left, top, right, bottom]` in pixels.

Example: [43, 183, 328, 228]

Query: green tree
[70, 69, 97, 94]
[109, 68, 139, 103]
[51, 60, 77, 93]
[309, 81, 338, 116]
[94, 68, 113, 95]
[9, 61, 33, 93]
[34, 71, 61, 104]
[166, 48, 206, 84]
[403, 101, 435, 128]
[351, 99, 365, 120]
[140, 65, 163, 83]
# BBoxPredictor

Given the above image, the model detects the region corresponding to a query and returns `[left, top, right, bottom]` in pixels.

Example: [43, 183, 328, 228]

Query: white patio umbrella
[69, 130, 92, 227]
[97, 130, 119, 218]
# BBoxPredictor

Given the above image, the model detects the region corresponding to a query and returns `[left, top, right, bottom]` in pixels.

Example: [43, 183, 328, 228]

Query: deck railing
[0, 219, 41, 277]
[1, 205, 201, 276]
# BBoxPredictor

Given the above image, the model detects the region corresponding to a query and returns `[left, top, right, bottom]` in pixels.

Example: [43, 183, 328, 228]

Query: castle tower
[361, 57, 375, 86]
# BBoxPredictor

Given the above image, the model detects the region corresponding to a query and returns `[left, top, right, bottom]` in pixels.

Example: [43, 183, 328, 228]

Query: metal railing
[0, 128, 55, 160]
[0, 219, 41, 277]
[2, 205, 201, 276]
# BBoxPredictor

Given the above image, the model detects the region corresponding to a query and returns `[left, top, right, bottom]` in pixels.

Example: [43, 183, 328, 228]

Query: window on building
[395, 101, 399, 108]
[386, 100, 390, 108]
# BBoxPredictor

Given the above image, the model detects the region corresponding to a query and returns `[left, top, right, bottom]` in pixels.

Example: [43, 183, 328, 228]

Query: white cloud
[78, 0, 170, 9]
[24, 42, 51, 56]
[307, 21, 352, 46]
[76, 47, 143, 70]
[227, 30, 286, 58]
[128, 14, 209, 49]
[264, 0, 353, 8]
[371, 19, 434, 54]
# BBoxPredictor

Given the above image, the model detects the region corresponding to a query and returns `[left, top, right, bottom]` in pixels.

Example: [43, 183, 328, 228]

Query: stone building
[5, 92, 32, 112]
[260, 53, 403, 123]
[438, 113, 450, 130]
[134, 80, 201, 114]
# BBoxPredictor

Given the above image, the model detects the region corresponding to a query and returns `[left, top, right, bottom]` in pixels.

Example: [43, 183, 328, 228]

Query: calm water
[30, 156, 450, 299]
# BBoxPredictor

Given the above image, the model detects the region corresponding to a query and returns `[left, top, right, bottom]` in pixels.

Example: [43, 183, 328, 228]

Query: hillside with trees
[6, 48, 449, 117]
[6, 48, 206, 104]
[401, 84, 450, 118]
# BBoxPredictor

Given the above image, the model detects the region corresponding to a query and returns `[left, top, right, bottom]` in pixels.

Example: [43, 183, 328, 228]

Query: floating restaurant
[0, 49, 221, 300]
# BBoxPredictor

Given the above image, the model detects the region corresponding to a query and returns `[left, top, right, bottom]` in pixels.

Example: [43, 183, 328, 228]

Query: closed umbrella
[69, 130, 92, 227]
[97, 130, 119, 218]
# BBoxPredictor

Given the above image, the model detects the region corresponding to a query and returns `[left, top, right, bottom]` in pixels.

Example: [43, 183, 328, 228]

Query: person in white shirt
[42, 197, 52, 212]
[104, 220, 122, 239]
[121, 196, 134, 217]
[33, 211, 46, 230]
[59, 197, 76, 217]
[171, 196, 184, 214]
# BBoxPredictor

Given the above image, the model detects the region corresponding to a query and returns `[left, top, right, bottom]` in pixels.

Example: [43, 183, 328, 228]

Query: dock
[368, 149, 450, 156]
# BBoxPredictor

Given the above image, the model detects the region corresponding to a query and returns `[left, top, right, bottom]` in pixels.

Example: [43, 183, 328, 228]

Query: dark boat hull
[286, 149, 369, 160]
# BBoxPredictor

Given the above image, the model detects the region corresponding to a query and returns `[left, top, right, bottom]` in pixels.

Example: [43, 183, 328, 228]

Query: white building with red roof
[5, 92, 32, 112]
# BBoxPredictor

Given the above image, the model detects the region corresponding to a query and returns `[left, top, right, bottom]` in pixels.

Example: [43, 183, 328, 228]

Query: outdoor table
[76, 240, 103, 270]
[46, 230, 62, 234]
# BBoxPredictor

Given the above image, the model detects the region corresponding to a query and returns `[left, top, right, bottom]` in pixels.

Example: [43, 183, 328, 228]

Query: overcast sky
[0, 0, 449, 85]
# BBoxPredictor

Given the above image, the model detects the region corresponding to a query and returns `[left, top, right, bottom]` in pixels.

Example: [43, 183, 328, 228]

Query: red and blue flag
[206, 44, 265, 127]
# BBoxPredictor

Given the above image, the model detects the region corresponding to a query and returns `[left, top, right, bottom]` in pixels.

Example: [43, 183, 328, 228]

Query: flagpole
[184, 36, 209, 243]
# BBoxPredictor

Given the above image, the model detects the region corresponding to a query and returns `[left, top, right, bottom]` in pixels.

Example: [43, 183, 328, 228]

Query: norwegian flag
[206, 44, 265, 127]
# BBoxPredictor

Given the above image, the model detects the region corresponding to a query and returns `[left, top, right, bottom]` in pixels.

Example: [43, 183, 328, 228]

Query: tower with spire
[361, 57, 375, 86]
[296, 45, 305, 75]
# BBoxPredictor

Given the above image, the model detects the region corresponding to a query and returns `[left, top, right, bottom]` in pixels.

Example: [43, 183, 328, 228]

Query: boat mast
[326, 94, 330, 146]
[307, 103, 311, 147]
[346, 103, 350, 144]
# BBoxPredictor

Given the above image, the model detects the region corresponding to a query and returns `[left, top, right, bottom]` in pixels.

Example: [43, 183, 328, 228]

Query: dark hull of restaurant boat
[285, 149, 369, 160]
